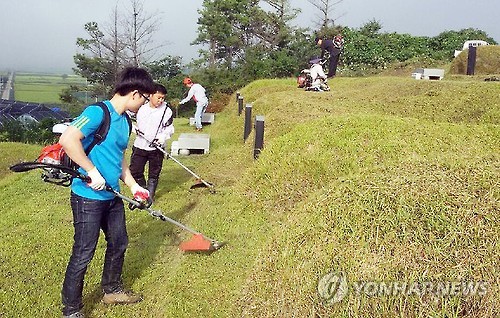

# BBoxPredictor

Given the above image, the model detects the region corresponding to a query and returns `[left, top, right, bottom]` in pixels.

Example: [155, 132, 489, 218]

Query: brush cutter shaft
[110, 188, 216, 241]
[157, 146, 200, 179]
[134, 130, 214, 189]
[9, 162, 223, 252]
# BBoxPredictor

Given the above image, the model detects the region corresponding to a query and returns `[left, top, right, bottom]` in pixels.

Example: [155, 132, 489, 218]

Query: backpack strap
[85, 101, 110, 156]
[85, 101, 132, 155]
[124, 112, 133, 136]
[152, 104, 169, 139]
[164, 103, 174, 127]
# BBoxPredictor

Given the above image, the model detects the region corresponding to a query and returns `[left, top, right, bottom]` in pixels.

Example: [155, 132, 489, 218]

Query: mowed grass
[14, 72, 86, 104]
[0, 76, 498, 317]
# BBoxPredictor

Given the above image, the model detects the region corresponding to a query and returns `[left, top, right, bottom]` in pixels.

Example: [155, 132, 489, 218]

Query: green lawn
[1, 75, 498, 317]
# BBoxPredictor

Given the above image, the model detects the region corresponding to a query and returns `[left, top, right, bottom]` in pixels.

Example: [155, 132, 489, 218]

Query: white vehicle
[454, 40, 489, 57]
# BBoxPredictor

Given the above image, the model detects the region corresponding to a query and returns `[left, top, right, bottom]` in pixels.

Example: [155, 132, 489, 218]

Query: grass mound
[0, 142, 40, 178]
[450, 45, 500, 75]
[235, 115, 498, 317]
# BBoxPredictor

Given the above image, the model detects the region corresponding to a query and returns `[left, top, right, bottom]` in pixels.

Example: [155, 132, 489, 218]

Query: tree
[253, 0, 301, 49]
[0, 120, 24, 142]
[72, 0, 163, 98]
[0, 118, 57, 144]
[144, 55, 185, 99]
[194, 0, 264, 68]
[145, 55, 183, 80]
[307, 0, 345, 31]
[193, 0, 308, 83]
[429, 28, 497, 60]
[122, 0, 163, 66]
[359, 19, 382, 37]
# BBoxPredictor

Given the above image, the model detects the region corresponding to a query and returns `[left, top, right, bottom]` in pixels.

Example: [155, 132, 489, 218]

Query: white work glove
[156, 132, 167, 143]
[87, 167, 106, 191]
[131, 183, 150, 202]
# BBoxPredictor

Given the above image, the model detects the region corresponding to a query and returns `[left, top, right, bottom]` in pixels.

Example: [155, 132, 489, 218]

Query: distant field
[13, 72, 86, 104]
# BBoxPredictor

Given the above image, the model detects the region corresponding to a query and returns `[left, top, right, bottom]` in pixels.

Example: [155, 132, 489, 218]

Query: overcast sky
[0, 0, 498, 73]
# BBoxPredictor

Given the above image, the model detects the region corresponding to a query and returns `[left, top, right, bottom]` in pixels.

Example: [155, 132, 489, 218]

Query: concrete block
[177, 133, 210, 154]
[411, 68, 444, 80]
[423, 68, 444, 80]
[170, 141, 179, 156]
[189, 112, 215, 126]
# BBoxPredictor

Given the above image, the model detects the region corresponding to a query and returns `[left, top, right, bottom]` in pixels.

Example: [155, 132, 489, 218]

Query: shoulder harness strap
[124, 112, 132, 136]
[85, 101, 110, 155]
[85, 102, 133, 155]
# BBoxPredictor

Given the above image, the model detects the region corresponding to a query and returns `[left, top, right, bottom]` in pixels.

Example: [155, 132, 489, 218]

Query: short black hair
[154, 83, 167, 95]
[113, 67, 156, 96]
[314, 36, 321, 43]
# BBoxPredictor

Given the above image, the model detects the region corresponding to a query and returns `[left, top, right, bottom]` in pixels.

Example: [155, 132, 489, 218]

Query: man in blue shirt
[58, 67, 155, 318]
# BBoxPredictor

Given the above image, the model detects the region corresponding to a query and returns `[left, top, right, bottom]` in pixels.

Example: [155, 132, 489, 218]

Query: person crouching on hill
[308, 56, 330, 91]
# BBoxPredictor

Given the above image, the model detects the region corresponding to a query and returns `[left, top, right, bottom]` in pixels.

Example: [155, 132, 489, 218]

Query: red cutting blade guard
[179, 234, 214, 252]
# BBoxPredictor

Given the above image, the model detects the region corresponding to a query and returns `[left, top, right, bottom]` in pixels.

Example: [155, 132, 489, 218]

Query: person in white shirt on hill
[179, 77, 209, 131]
[308, 57, 330, 92]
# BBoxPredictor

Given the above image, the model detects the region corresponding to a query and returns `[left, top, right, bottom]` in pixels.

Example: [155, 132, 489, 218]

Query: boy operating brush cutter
[57, 67, 155, 318]
[129, 83, 174, 201]
[133, 128, 215, 192]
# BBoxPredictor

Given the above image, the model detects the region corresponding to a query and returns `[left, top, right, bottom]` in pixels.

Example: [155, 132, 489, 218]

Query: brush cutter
[108, 186, 223, 252]
[9, 161, 224, 252]
[134, 129, 215, 192]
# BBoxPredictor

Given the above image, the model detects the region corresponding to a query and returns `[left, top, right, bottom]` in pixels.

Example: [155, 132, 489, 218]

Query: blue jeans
[194, 100, 208, 129]
[61, 192, 128, 315]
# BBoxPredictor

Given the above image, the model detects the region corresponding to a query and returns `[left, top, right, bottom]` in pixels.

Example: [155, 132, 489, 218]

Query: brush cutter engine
[40, 165, 73, 186]
[37, 143, 74, 186]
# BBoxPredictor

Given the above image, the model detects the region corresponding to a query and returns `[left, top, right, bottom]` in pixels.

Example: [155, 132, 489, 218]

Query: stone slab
[412, 68, 444, 80]
[189, 112, 215, 126]
[177, 133, 210, 154]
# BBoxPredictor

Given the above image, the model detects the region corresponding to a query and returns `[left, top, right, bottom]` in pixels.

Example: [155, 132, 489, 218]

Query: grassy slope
[450, 45, 500, 75]
[0, 76, 498, 317]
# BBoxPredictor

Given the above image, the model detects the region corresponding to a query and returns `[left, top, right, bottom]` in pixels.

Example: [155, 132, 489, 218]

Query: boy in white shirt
[129, 83, 174, 200]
